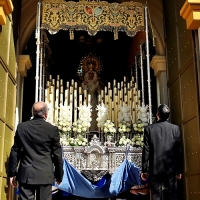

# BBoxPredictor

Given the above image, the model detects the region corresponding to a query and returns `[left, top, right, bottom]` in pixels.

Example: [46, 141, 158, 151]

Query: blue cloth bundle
[55, 158, 141, 198]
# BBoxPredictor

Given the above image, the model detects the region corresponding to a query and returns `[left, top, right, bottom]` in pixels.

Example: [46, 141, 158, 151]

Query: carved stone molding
[0, 0, 13, 25]
[180, 0, 200, 30]
[18, 55, 32, 77]
[150, 55, 166, 76]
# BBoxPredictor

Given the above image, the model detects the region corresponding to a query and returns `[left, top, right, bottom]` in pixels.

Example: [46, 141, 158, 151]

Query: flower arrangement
[60, 135, 88, 146]
[116, 136, 132, 147]
[103, 119, 116, 136]
[132, 120, 145, 134]
[96, 102, 109, 128]
[72, 119, 89, 137]
[57, 118, 72, 137]
[131, 134, 144, 147]
[118, 120, 131, 134]
[132, 120, 145, 148]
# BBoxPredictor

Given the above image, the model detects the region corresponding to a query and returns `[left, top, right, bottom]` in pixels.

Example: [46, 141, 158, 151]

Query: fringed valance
[41, 0, 145, 39]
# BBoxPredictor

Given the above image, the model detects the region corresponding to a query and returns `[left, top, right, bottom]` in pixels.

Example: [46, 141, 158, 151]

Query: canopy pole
[39, 32, 43, 101]
[145, 5, 152, 124]
[135, 56, 138, 90]
[35, 2, 41, 102]
[140, 44, 145, 105]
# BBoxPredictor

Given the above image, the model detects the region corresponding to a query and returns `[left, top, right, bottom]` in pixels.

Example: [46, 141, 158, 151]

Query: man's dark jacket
[8, 116, 64, 184]
[142, 120, 183, 175]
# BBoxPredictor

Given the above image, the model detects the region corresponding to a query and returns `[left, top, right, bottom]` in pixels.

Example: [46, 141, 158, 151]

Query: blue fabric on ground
[55, 158, 141, 198]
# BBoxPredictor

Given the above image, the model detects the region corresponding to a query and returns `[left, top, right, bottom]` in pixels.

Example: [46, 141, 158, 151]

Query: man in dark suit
[141, 104, 183, 200]
[8, 101, 64, 200]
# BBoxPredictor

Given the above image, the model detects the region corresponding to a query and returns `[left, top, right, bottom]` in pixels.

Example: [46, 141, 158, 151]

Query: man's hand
[176, 174, 182, 180]
[141, 173, 149, 181]
[55, 179, 62, 185]
[10, 176, 17, 188]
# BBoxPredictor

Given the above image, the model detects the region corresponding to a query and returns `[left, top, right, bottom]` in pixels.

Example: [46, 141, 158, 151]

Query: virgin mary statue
[79, 53, 103, 131]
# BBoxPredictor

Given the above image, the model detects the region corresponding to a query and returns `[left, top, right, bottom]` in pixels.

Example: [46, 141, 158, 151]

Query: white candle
[88, 94, 91, 104]
[71, 79, 74, 86]
[108, 82, 111, 89]
[66, 81, 69, 88]
[79, 94, 82, 107]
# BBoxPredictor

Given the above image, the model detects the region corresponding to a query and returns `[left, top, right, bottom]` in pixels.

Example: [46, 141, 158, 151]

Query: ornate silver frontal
[62, 134, 142, 182]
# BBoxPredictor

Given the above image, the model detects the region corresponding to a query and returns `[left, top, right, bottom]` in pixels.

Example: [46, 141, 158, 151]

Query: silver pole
[135, 56, 138, 89]
[140, 44, 145, 105]
[35, 2, 41, 102]
[145, 5, 152, 124]
[39, 32, 43, 101]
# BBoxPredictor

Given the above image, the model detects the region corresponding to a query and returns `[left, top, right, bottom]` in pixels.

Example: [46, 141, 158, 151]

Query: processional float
[33, 0, 155, 180]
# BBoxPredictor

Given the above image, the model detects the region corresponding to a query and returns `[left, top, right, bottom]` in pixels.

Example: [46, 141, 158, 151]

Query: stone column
[0, 0, 13, 25]
[150, 55, 167, 106]
[17, 55, 32, 123]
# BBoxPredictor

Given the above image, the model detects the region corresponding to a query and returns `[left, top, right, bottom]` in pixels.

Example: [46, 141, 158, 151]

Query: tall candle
[124, 76, 126, 82]
[108, 82, 111, 89]
[117, 82, 120, 89]
[84, 90, 87, 101]
[66, 81, 69, 89]
[79, 86, 82, 94]
[65, 89, 69, 106]
[75, 82, 77, 89]
[60, 86, 63, 94]
[88, 94, 91, 105]
[60, 79, 63, 86]
[71, 79, 74, 86]
[111, 101, 114, 123]
[74, 90, 77, 122]
[113, 79, 116, 87]
[60, 93, 63, 105]
[79, 94, 82, 107]
[104, 86, 107, 95]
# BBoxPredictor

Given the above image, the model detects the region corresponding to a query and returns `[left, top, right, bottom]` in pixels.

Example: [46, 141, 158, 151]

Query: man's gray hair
[32, 102, 48, 117]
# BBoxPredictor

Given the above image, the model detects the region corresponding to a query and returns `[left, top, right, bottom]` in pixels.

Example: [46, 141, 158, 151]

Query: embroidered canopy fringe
[56, 158, 141, 198]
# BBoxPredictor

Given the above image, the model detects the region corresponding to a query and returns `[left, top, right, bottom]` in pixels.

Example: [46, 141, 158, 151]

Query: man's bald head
[32, 101, 48, 119]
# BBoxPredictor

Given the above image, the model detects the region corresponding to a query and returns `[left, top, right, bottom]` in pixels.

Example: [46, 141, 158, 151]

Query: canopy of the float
[35, 0, 153, 124]
[40, 0, 145, 40]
